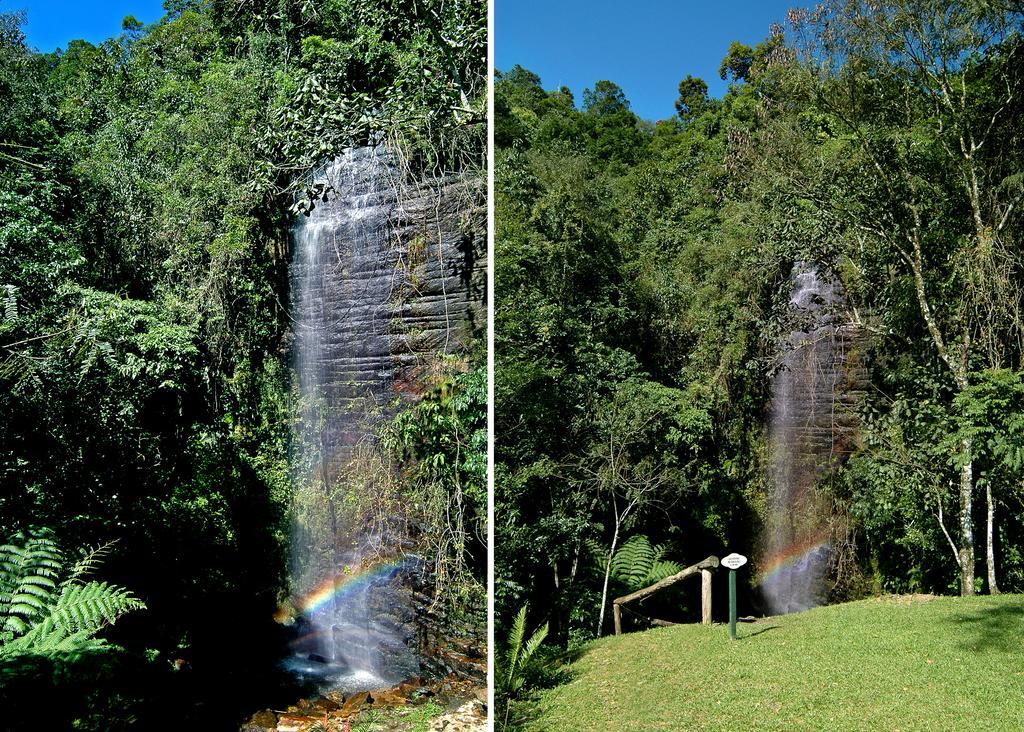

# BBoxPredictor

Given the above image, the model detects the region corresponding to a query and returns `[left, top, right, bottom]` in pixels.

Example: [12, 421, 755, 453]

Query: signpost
[721, 553, 747, 640]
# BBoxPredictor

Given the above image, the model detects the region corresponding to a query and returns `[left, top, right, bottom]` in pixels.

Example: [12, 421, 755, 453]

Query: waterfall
[760, 262, 860, 615]
[284, 146, 419, 691]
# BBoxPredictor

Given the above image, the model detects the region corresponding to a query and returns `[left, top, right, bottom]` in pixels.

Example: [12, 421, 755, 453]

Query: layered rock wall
[760, 262, 866, 614]
[288, 146, 485, 687]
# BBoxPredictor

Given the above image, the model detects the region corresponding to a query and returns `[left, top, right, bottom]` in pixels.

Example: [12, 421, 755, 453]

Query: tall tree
[784, 0, 1024, 594]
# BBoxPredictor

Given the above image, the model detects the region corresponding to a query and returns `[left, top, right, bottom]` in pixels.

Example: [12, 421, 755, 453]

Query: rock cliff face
[412, 571, 487, 685]
[760, 262, 865, 614]
[287, 146, 485, 688]
[291, 146, 485, 478]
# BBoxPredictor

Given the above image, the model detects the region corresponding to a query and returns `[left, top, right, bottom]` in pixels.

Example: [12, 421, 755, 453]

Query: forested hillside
[0, 0, 485, 728]
[495, 1, 1024, 721]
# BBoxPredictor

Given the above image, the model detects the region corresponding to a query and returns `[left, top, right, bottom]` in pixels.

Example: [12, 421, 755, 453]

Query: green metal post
[728, 568, 737, 640]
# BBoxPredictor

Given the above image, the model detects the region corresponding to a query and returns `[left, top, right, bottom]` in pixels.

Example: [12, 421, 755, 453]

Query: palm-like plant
[497, 604, 548, 729]
[0, 530, 144, 658]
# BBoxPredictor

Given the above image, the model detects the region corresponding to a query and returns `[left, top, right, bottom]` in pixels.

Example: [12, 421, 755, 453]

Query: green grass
[351, 701, 445, 731]
[523, 595, 1024, 731]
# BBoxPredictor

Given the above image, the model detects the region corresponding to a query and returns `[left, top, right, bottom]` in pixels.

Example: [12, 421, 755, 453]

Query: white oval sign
[722, 553, 747, 569]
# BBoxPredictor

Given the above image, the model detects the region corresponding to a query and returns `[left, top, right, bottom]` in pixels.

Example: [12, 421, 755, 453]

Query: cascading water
[284, 146, 420, 691]
[760, 262, 860, 615]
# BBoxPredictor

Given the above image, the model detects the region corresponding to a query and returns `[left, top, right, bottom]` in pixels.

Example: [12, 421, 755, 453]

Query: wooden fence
[612, 555, 720, 635]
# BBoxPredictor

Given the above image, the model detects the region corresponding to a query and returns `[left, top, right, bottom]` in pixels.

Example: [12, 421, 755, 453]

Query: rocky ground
[241, 675, 487, 732]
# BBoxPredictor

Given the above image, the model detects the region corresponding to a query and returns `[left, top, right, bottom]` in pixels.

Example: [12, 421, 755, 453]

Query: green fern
[66, 541, 118, 584]
[608, 535, 683, 592]
[497, 604, 550, 729]
[0, 531, 144, 658]
[2, 285, 17, 323]
[648, 558, 684, 584]
[0, 532, 62, 640]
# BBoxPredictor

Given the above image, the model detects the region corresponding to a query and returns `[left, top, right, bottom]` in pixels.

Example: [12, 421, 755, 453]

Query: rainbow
[757, 536, 831, 586]
[275, 556, 414, 623]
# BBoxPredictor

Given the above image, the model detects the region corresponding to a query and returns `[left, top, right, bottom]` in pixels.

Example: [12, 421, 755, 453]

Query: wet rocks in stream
[241, 674, 484, 731]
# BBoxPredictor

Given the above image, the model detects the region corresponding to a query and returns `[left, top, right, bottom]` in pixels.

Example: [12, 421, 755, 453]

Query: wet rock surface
[761, 262, 867, 613]
[412, 577, 487, 685]
[287, 146, 486, 688]
[291, 146, 486, 479]
[241, 674, 485, 731]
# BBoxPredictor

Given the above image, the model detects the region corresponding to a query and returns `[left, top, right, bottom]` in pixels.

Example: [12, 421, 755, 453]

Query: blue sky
[3, 0, 798, 121]
[496, 0, 797, 121]
[0, 0, 165, 52]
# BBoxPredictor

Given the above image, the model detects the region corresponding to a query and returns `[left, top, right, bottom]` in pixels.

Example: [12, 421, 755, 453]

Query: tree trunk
[959, 440, 975, 596]
[596, 524, 620, 638]
[907, 236, 977, 596]
[987, 481, 999, 594]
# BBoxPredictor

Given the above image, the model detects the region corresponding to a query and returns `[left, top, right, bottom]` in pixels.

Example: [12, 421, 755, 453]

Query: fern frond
[3, 615, 29, 635]
[504, 605, 527, 689]
[0, 531, 143, 655]
[609, 536, 685, 591]
[50, 582, 144, 635]
[519, 622, 548, 668]
[501, 604, 549, 698]
[65, 540, 119, 584]
[610, 535, 657, 589]
[0, 533, 62, 631]
[648, 559, 685, 583]
[583, 537, 605, 566]
[2, 285, 17, 323]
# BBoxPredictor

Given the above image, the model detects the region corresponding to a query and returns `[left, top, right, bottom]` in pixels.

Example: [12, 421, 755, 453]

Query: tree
[784, 0, 1024, 594]
[719, 41, 754, 82]
[583, 79, 630, 117]
[943, 371, 1024, 594]
[675, 74, 709, 121]
[577, 380, 692, 636]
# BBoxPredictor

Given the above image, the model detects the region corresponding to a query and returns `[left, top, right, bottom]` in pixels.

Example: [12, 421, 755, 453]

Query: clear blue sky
[4, 0, 798, 121]
[0, 0, 166, 52]
[496, 0, 798, 121]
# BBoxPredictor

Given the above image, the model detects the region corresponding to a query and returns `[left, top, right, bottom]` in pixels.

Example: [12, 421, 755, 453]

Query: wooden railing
[612, 555, 720, 635]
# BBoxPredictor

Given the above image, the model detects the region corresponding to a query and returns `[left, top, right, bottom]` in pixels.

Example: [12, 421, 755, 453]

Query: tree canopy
[0, 0, 485, 727]
[496, 5, 1024, 725]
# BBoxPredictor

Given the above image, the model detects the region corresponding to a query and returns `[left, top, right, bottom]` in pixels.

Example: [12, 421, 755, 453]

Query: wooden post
[701, 568, 712, 625]
[613, 602, 622, 636]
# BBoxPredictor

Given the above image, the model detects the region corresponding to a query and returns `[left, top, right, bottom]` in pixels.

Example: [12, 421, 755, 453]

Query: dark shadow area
[741, 623, 780, 639]
[453, 227, 488, 344]
[942, 598, 1024, 654]
[0, 645, 313, 731]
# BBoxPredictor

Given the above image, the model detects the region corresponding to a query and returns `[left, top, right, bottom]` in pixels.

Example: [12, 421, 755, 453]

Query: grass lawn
[523, 594, 1024, 731]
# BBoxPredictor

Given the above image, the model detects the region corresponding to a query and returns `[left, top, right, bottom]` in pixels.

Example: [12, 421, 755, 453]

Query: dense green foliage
[496, 4, 1024, 722]
[1, 0, 484, 726]
[495, 58, 779, 652]
[385, 364, 489, 606]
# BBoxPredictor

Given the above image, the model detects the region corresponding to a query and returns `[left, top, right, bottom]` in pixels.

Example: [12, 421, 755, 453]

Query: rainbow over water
[275, 556, 414, 623]
[757, 536, 831, 587]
